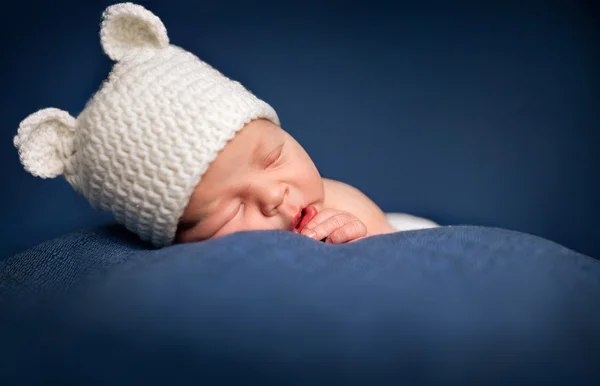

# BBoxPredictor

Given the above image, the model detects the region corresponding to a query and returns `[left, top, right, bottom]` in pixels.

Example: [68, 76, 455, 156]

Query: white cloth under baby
[385, 213, 439, 231]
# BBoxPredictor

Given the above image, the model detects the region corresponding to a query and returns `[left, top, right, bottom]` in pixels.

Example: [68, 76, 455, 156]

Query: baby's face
[176, 119, 325, 242]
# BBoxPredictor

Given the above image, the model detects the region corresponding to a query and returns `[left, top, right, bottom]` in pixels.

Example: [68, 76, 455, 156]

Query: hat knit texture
[13, 3, 280, 247]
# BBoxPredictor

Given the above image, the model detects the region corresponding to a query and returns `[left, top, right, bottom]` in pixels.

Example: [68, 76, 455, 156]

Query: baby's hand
[300, 209, 367, 244]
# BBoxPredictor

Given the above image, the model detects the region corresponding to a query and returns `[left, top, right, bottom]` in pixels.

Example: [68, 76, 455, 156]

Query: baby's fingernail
[302, 229, 316, 238]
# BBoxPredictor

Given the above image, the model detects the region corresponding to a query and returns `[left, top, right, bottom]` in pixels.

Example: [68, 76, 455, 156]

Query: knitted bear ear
[100, 3, 169, 62]
[14, 108, 77, 179]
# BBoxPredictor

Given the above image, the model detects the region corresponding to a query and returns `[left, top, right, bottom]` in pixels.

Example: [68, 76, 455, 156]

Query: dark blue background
[1, 0, 598, 258]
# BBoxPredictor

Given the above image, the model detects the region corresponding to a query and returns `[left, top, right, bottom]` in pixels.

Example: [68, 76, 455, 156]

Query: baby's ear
[100, 2, 169, 62]
[14, 108, 77, 179]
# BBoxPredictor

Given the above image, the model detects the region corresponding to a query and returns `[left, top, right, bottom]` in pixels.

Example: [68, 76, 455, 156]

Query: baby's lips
[296, 205, 318, 232]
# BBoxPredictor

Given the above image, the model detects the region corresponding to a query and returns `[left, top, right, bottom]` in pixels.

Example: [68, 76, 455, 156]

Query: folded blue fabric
[1, 225, 599, 385]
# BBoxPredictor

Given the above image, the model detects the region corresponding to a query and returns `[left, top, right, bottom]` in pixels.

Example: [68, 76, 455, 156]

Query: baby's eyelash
[262, 144, 284, 168]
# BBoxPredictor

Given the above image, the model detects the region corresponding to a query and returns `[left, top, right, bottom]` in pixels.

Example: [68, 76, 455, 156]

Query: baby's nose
[255, 183, 285, 216]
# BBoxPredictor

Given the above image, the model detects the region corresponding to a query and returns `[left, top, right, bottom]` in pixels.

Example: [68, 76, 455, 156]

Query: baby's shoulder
[322, 177, 395, 235]
[322, 178, 363, 200]
[321, 178, 380, 214]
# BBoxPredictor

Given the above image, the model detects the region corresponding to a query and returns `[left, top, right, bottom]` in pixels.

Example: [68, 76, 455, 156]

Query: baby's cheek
[244, 213, 283, 233]
[212, 222, 242, 239]
[216, 215, 260, 237]
[214, 210, 283, 238]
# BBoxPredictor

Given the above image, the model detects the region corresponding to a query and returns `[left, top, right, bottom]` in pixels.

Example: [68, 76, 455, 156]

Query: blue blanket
[1, 225, 599, 385]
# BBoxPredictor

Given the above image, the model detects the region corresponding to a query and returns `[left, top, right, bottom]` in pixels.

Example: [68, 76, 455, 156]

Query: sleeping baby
[14, 3, 437, 247]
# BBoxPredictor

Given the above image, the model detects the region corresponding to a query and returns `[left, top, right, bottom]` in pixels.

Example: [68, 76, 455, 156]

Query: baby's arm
[322, 178, 397, 236]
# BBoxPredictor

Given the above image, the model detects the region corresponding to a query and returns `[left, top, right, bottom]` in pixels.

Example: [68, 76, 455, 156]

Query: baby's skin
[176, 119, 397, 244]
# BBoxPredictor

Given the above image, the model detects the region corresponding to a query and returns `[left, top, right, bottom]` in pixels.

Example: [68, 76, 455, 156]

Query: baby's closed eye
[262, 143, 284, 169]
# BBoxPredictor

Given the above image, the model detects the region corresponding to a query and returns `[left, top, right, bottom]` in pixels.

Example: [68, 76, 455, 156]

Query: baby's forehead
[202, 119, 283, 170]
[237, 120, 283, 148]
[200, 124, 268, 174]
[247, 119, 281, 137]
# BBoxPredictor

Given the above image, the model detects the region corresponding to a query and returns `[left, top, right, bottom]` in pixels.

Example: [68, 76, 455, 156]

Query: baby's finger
[304, 212, 354, 241]
[326, 219, 368, 244]
[300, 209, 338, 237]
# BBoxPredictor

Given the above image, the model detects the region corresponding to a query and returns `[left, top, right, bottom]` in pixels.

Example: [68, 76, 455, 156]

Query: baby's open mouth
[293, 205, 318, 233]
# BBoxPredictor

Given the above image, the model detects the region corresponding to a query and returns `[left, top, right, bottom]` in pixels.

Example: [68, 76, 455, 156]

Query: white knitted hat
[14, 2, 280, 247]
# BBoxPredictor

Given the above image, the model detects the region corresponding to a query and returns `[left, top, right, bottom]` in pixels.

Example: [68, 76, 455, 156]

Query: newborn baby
[177, 117, 398, 244]
[14, 3, 436, 247]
